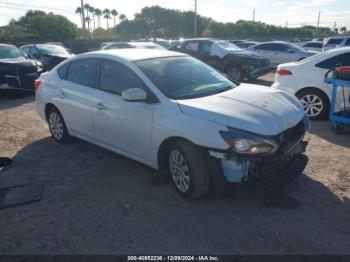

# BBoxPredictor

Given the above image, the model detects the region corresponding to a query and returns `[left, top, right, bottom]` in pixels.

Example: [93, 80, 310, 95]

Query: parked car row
[0, 44, 43, 91]
[1, 43, 73, 91]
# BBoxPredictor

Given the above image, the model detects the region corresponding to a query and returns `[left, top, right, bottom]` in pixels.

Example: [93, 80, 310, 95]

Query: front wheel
[168, 141, 210, 199]
[296, 89, 329, 120]
[226, 65, 243, 82]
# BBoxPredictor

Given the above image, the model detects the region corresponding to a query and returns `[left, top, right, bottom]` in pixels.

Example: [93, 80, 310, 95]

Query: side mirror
[121, 88, 147, 102]
[287, 49, 295, 53]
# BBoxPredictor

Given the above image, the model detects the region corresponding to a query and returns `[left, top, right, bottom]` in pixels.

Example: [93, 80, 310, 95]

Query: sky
[0, 0, 349, 29]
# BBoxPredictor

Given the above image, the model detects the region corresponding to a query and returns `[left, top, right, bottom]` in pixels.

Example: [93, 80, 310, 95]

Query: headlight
[220, 128, 278, 155]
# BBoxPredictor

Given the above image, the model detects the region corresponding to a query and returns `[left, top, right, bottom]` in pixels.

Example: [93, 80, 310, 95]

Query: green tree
[103, 9, 111, 29]
[119, 14, 127, 22]
[111, 9, 118, 27]
[88, 6, 95, 30]
[14, 10, 77, 41]
[340, 26, 347, 35]
[94, 8, 102, 28]
[84, 3, 91, 30]
[75, 7, 84, 28]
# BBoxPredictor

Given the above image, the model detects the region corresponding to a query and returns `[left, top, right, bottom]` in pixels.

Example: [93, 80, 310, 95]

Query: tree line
[0, 5, 348, 43]
[75, 3, 127, 30]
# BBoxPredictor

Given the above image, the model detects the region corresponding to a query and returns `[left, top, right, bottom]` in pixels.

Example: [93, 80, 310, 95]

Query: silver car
[247, 41, 319, 68]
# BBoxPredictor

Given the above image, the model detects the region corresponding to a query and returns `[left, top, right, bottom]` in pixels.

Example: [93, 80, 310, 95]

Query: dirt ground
[0, 73, 349, 255]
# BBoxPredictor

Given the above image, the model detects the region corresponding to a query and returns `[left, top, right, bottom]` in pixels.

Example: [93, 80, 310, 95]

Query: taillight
[34, 79, 41, 91]
[276, 69, 292, 76]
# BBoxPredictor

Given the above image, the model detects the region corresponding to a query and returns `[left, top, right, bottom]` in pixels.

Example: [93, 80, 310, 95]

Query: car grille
[278, 120, 306, 153]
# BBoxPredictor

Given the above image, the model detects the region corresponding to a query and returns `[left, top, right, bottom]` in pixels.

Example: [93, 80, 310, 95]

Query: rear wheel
[296, 88, 329, 120]
[47, 107, 70, 143]
[168, 141, 210, 199]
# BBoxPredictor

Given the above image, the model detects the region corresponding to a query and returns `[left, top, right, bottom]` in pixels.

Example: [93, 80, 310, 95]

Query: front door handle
[57, 92, 67, 99]
[94, 102, 106, 110]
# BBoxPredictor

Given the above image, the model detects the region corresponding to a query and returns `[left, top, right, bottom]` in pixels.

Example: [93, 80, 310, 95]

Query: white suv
[323, 36, 350, 52]
[35, 49, 309, 198]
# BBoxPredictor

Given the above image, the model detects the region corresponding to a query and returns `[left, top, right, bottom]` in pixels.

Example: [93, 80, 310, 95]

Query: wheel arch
[157, 136, 196, 172]
[295, 86, 330, 104]
[45, 103, 59, 120]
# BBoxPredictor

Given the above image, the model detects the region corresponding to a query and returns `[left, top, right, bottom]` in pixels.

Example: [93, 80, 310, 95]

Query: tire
[296, 88, 330, 120]
[167, 141, 210, 199]
[226, 65, 243, 82]
[47, 107, 70, 143]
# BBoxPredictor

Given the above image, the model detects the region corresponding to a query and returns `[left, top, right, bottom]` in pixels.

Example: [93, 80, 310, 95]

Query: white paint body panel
[36, 49, 305, 169]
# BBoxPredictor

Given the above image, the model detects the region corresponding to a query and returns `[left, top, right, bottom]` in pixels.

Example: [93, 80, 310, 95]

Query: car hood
[176, 84, 305, 136]
[301, 50, 319, 56]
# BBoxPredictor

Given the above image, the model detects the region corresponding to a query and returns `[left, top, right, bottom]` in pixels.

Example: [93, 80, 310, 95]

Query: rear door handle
[94, 102, 106, 110]
[57, 92, 67, 99]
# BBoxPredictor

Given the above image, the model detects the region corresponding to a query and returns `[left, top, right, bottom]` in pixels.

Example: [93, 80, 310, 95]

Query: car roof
[0, 43, 15, 48]
[79, 49, 187, 62]
[179, 38, 213, 42]
[326, 36, 350, 39]
[258, 41, 291, 45]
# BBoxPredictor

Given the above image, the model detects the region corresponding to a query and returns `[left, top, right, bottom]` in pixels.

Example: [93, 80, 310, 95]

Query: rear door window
[316, 53, 350, 69]
[57, 62, 70, 80]
[199, 41, 213, 54]
[254, 44, 273, 51]
[184, 42, 199, 52]
[29, 47, 40, 58]
[67, 59, 98, 88]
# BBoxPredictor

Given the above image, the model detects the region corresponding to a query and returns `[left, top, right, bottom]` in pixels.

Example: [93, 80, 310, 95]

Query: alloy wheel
[169, 150, 191, 193]
[48, 112, 64, 140]
[227, 67, 241, 82]
[300, 94, 323, 117]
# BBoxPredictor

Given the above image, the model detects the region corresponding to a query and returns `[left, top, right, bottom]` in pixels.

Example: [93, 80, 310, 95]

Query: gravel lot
[0, 73, 349, 255]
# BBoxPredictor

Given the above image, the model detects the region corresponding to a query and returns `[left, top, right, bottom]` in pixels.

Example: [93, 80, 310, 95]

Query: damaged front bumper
[208, 127, 309, 191]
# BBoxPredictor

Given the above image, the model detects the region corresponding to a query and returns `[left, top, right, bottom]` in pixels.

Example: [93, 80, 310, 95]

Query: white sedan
[272, 47, 350, 120]
[35, 49, 309, 198]
[247, 41, 318, 68]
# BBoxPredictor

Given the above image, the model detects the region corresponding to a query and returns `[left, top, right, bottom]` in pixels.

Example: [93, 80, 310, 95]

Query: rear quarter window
[316, 53, 350, 69]
[57, 62, 70, 80]
[67, 59, 98, 88]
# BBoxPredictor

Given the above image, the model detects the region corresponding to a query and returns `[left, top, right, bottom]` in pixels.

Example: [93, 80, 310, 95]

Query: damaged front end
[208, 116, 309, 191]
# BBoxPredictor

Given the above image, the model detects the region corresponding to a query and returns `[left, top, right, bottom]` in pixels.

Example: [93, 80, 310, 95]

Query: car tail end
[272, 63, 298, 94]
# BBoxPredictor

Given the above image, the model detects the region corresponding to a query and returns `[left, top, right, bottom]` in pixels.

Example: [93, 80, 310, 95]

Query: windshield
[0, 46, 26, 59]
[135, 56, 235, 100]
[37, 45, 69, 56]
[287, 43, 306, 52]
[327, 38, 344, 45]
[215, 40, 241, 50]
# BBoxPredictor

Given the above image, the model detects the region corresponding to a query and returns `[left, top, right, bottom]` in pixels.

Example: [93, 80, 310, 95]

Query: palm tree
[94, 8, 102, 28]
[103, 8, 111, 29]
[111, 9, 118, 27]
[84, 3, 91, 30]
[119, 14, 127, 22]
[340, 26, 347, 35]
[88, 6, 95, 30]
[75, 7, 84, 28]
[85, 16, 92, 31]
